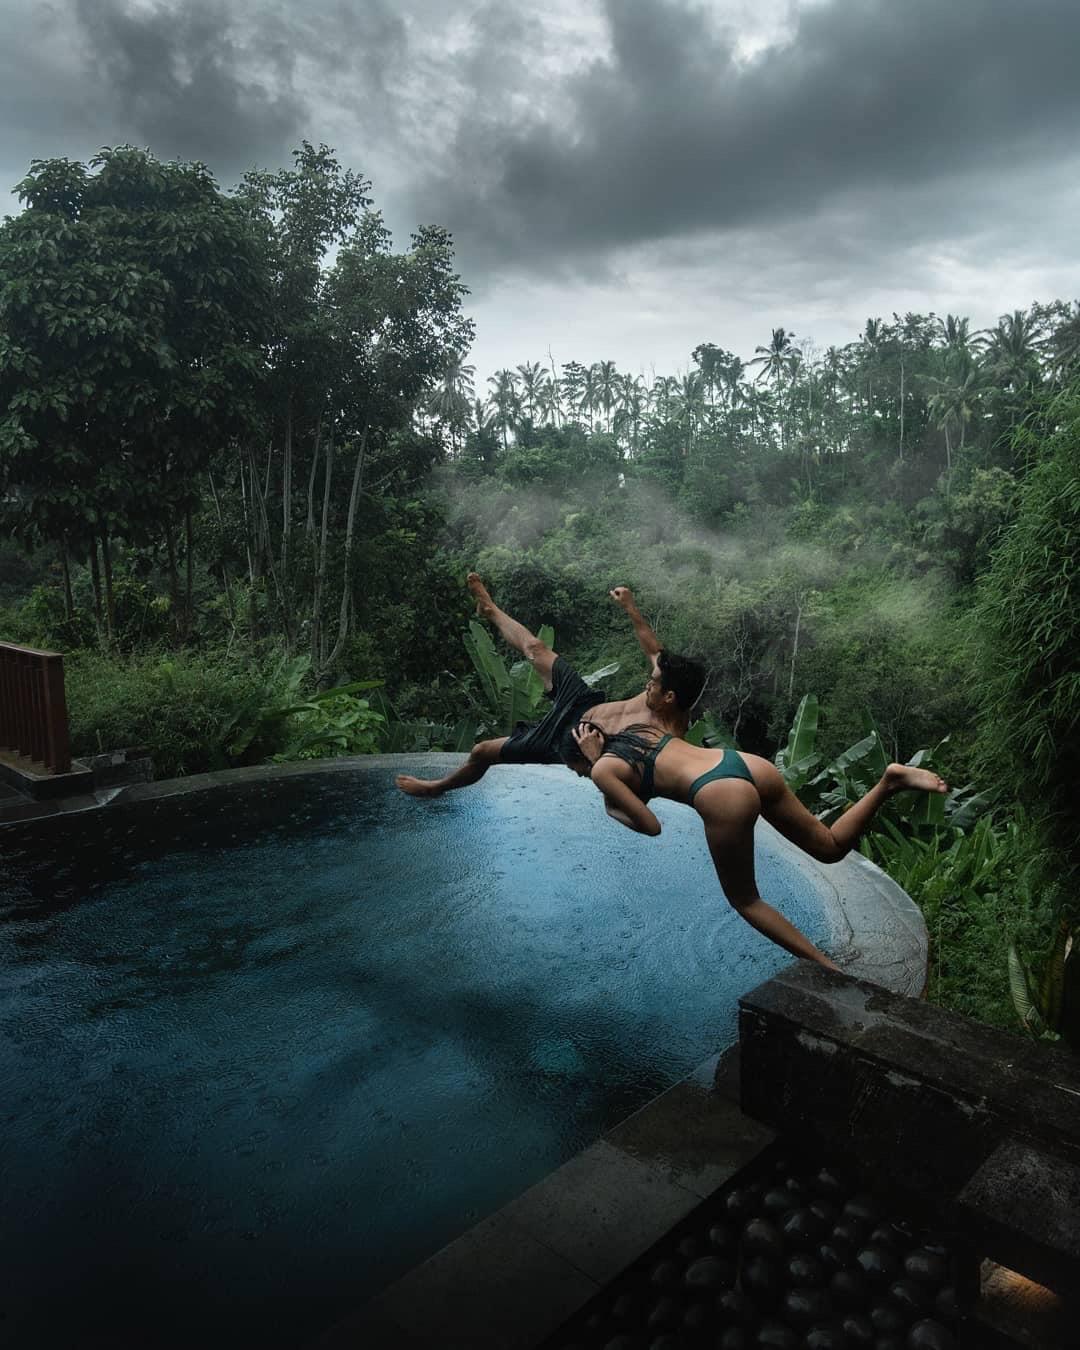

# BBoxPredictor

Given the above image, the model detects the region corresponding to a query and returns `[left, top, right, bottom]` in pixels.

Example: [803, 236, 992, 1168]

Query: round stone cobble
[541, 1142, 963, 1350]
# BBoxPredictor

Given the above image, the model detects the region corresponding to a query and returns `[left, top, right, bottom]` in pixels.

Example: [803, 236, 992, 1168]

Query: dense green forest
[2, 145, 1078, 1038]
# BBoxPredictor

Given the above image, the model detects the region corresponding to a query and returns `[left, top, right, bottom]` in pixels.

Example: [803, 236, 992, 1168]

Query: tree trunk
[898, 356, 905, 462]
[248, 446, 292, 649]
[311, 426, 335, 669]
[281, 400, 293, 579]
[88, 535, 104, 644]
[183, 503, 195, 642]
[208, 470, 237, 635]
[60, 536, 74, 622]
[101, 525, 115, 642]
[164, 519, 180, 625]
[305, 414, 323, 540]
[324, 424, 369, 677]
[788, 601, 803, 702]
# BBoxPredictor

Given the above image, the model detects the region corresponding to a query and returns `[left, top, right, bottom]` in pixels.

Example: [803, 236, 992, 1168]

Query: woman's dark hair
[557, 724, 593, 770]
[657, 650, 707, 710]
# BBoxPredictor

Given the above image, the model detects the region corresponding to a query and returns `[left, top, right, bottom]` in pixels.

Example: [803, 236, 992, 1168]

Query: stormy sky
[3, 0, 1079, 383]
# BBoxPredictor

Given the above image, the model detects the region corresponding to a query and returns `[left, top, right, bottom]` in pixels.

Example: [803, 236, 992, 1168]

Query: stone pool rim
[5, 752, 928, 997]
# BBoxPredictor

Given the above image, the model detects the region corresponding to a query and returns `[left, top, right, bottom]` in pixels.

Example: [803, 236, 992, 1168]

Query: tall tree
[0, 147, 268, 638]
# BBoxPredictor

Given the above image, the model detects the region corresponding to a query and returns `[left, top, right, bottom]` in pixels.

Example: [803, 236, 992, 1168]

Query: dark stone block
[737, 964, 1080, 1201]
[953, 1139, 1080, 1295]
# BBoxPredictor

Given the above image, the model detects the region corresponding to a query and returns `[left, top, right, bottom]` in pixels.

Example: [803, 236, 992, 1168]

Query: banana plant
[220, 653, 383, 762]
[463, 620, 618, 733]
[686, 713, 736, 749]
[775, 694, 823, 792]
[1008, 920, 1080, 1050]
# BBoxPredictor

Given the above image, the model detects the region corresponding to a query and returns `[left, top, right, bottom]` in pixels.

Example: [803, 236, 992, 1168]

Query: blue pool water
[0, 763, 833, 1346]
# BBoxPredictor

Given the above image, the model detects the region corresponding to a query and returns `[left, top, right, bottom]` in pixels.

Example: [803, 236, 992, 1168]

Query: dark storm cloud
[0, 0, 407, 197]
[408, 0, 1080, 276]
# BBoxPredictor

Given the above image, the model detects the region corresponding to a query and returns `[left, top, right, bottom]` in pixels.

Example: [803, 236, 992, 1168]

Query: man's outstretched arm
[610, 586, 662, 659]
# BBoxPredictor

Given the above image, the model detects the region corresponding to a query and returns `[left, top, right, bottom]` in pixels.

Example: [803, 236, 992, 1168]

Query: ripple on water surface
[0, 765, 832, 1346]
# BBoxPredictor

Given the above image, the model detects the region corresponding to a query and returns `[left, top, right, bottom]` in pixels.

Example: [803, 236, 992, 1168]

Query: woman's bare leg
[468, 573, 558, 690]
[395, 737, 508, 797]
[699, 781, 840, 971]
[744, 755, 948, 863]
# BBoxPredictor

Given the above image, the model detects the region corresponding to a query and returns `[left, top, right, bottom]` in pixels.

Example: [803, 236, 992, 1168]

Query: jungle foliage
[3, 142, 1079, 1033]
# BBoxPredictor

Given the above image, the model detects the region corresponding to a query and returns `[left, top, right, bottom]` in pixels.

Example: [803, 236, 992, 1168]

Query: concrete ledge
[0, 750, 93, 799]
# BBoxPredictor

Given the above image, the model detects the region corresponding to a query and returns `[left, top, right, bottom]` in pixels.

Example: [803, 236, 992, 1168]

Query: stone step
[953, 1139, 1080, 1296]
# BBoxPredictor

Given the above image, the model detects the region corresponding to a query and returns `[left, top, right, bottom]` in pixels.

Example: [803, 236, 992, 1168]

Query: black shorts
[500, 656, 607, 765]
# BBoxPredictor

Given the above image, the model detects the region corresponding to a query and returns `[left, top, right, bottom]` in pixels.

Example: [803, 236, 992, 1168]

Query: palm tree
[486, 369, 520, 450]
[594, 360, 620, 433]
[923, 350, 984, 488]
[515, 361, 544, 424]
[692, 342, 725, 425]
[536, 373, 560, 426]
[427, 353, 475, 456]
[1045, 302, 1080, 384]
[749, 327, 797, 449]
[938, 314, 972, 354]
[673, 370, 706, 458]
[978, 309, 1042, 394]
[578, 364, 600, 431]
[614, 373, 646, 455]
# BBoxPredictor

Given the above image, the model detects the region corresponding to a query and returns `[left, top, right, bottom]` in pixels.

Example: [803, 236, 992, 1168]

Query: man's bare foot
[467, 572, 496, 619]
[395, 774, 445, 798]
[884, 763, 948, 795]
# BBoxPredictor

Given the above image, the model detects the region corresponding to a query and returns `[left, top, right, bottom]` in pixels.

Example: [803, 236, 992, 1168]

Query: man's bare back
[395, 573, 700, 797]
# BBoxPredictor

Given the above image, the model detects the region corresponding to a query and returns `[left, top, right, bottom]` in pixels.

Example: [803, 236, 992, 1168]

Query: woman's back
[601, 726, 758, 806]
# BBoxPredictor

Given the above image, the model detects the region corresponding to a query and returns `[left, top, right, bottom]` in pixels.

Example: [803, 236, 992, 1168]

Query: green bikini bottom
[687, 749, 755, 804]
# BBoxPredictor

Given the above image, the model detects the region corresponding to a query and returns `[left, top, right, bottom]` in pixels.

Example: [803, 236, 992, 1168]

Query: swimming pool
[0, 761, 839, 1346]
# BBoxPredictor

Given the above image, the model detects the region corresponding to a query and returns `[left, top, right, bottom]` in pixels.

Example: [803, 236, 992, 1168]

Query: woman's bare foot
[467, 572, 496, 618]
[884, 763, 948, 795]
[395, 774, 444, 797]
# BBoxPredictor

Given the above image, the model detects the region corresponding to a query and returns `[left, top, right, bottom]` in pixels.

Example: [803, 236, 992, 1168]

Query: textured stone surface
[738, 962, 1080, 1190]
[955, 1140, 1080, 1294]
[604, 1079, 775, 1198]
[497, 1140, 704, 1284]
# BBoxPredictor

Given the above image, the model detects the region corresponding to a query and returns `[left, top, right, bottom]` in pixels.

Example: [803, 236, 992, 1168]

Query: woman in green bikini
[568, 717, 948, 971]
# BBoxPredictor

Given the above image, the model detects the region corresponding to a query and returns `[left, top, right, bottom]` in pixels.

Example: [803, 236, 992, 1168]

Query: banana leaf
[1008, 944, 1046, 1038]
[686, 714, 736, 749]
[449, 717, 478, 753]
[512, 624, 555, 710]
[463, 620, 511, 714]
[810, 732, 880, 788]
[777, 694, 819, 779]
[859, 711, 892, 780]
[945, 787, 990, 831]
[907, 788, 947, 829]
[583, 660, 621, 687]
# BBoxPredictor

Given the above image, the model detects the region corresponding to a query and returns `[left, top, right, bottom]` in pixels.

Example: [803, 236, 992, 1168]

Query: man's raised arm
[609, 586, 662, 659]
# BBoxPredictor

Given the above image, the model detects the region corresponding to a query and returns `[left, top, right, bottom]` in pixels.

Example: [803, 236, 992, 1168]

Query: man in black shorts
[394, 573, 706, 797]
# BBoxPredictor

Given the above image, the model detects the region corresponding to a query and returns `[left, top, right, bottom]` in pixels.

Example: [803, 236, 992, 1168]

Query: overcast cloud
[2, 0, 1078, 381]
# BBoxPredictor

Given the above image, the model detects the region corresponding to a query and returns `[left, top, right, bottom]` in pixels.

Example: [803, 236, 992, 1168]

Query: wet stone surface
[538, 1139, 968, 1350]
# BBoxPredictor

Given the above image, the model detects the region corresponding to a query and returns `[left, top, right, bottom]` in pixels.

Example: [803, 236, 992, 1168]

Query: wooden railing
[0, 641, 72, 774]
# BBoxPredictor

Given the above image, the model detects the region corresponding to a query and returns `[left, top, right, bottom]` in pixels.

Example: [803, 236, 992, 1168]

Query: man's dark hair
[657, 650, 707, 711]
